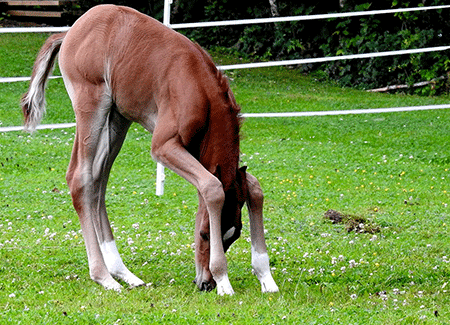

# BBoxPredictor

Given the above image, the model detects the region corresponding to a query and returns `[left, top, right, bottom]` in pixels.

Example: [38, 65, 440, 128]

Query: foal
[22, 4, 278, 295]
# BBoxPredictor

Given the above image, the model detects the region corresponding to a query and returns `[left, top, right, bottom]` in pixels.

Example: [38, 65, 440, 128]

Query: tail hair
[21, 32, 66, 132]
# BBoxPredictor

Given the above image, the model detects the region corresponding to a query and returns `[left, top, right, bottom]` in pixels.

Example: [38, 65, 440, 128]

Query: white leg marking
[96, 275, 122, 292]
[251, 246, 279, 293]
[215, 274, 234, 296]
[222, 226, 236, 242]
[84, 246, 122, 292]
[100, 241, 145, 288]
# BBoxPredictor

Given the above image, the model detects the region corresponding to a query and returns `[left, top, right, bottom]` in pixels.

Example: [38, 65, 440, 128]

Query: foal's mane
[193, 43, 243, 189]
[193, 43, 243, 126]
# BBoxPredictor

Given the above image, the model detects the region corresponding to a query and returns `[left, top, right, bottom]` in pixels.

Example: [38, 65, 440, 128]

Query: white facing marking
[223, 226, 236, 241]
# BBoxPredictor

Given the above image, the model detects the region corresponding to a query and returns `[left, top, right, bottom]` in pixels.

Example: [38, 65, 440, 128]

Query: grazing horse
[21, 4, 278, 295]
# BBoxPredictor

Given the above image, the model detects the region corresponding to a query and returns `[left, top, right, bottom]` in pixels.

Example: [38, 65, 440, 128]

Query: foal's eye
[200, 230, 209, 241]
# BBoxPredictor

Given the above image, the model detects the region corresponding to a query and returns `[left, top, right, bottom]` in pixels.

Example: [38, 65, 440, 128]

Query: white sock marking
[215, 274, 234, 296]
[251, 246, 279, 293]
[100, 241, 145, 287]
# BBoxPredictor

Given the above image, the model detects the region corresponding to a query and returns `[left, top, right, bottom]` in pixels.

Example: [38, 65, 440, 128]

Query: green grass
[1, 33, 450, 324]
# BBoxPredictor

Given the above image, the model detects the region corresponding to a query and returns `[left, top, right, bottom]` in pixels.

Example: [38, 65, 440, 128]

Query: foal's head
[194, 54, 249, 289]
[221, 166, 248, 251]
[195, 165, 248, 291]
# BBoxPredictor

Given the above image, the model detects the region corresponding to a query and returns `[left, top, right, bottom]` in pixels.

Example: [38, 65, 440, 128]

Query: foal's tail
[21, 32, 67, 132]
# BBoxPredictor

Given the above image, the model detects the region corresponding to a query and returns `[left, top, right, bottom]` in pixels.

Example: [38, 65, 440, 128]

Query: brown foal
[22, 4, 278, 295]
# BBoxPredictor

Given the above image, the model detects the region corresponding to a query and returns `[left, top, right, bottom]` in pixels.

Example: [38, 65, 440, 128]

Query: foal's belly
[117, 98, 158, 134]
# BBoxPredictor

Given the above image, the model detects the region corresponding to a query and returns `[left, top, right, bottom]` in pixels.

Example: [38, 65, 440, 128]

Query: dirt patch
[324, 209, 380, 234]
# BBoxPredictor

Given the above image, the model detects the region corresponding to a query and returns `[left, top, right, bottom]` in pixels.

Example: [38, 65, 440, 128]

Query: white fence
[1, 3, 449, 195]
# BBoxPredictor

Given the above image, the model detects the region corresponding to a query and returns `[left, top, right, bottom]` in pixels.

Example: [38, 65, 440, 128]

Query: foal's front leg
[151, 131, 233, 295]
[246, 173, 279, 293]
[193, 196, 216, 291]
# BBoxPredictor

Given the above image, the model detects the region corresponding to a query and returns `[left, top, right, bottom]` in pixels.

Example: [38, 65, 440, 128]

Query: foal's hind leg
[93, 109, 145, 288]
[67, 124, 120, 290]
[66, 84, 142, 290]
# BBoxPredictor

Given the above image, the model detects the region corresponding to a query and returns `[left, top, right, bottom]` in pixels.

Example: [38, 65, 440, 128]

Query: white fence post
[156, 0, 173, 196]
[155, 162, 166, 196]
[163, 0, 173, 27]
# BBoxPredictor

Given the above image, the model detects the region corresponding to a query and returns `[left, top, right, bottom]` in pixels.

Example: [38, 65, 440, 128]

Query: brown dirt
[324, 209, 380, 234]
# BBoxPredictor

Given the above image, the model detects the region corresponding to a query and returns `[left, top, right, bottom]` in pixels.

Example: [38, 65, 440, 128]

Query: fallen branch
[367, 75, 447, 92]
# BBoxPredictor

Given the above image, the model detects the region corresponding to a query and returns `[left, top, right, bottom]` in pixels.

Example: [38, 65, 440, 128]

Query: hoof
[129, 281, 146, 289]
[102, 278, 123, 292]
[193, 278, 216, 292]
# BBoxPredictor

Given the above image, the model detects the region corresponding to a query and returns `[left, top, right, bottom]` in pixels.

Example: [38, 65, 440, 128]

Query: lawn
[1, 33, 450, 324]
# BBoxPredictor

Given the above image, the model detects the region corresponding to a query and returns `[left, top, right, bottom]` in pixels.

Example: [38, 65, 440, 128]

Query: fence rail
[1, 2, 449, 194]
[169, 4, 450, 29]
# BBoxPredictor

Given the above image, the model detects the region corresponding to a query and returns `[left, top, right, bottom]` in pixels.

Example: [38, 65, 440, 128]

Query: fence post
[155, 162, 166, 196]
[163, 0, 172, 26]
[156, 0, 173, 196]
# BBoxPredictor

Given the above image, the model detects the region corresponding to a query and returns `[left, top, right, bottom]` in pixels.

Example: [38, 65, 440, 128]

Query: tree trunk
[268, 0, 279, 17]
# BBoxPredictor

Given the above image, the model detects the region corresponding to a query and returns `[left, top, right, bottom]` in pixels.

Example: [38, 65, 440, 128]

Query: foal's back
[60, 5, 220, 138]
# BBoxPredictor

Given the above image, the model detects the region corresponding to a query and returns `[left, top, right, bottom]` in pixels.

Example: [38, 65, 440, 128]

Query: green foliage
[321, 0, 450, 94]
[173, 0, 450, 94]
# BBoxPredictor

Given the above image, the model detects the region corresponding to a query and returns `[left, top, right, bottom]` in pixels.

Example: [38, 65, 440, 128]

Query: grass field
[1, 33, 450, 324]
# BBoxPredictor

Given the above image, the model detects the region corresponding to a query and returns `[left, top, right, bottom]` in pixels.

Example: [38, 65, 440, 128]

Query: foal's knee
[200, 176, 225, 209]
